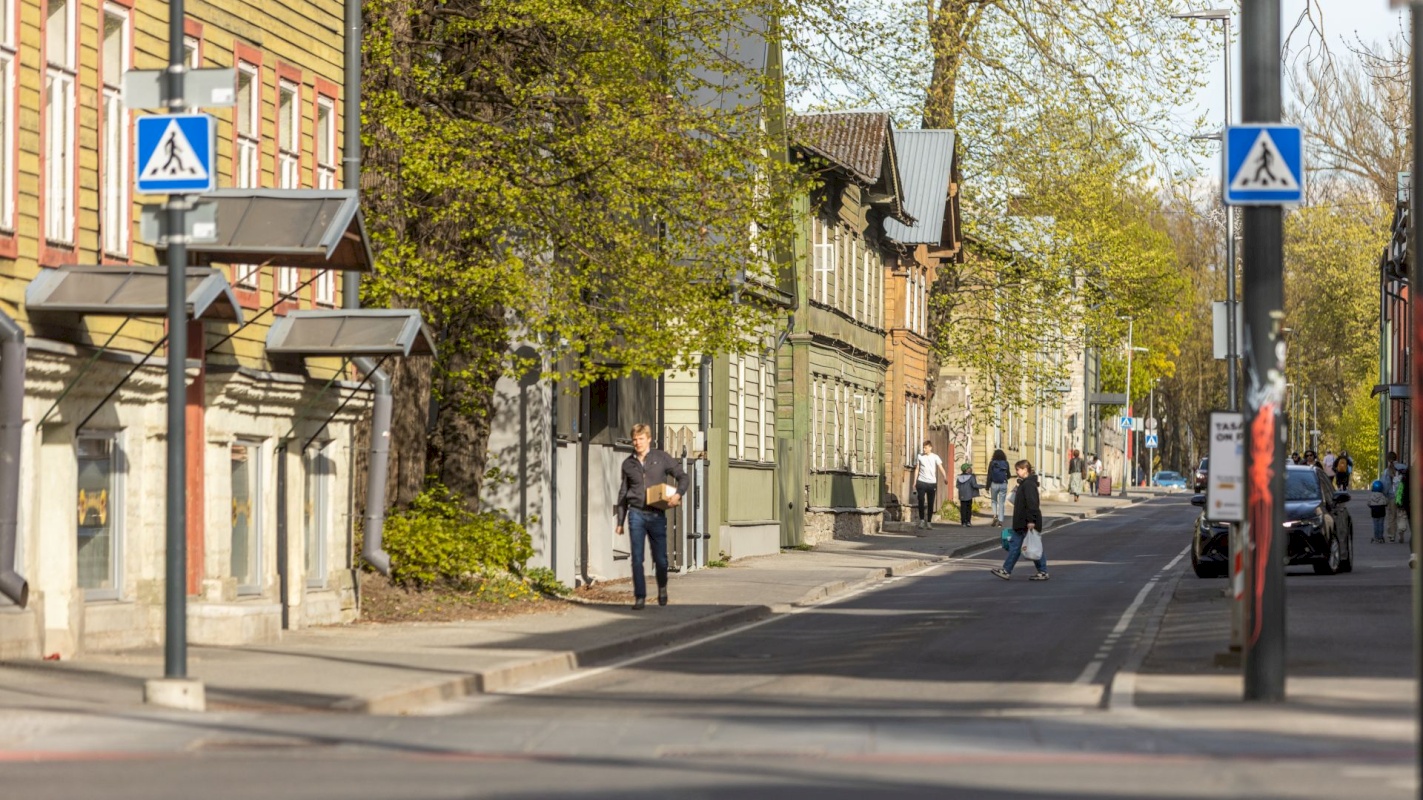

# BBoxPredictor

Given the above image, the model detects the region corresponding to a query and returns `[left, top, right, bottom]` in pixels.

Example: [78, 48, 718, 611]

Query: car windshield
[1285, 471, 1321, 502]
[1157, 472, 1181, 480]
[1198, 460, 1209, 471]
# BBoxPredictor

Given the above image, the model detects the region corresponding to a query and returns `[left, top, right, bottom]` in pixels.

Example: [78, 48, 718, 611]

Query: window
[849, 238, 859, 320]
[101, 7, 130, 257]
[183, 34, 200, 68]
[77, 434, 122, 598]
[728, 357, 740, 460]
[277, 80, 300, 296]
[231, 441, 262, 593]
[743, 356, 760, 461]
[813, 217, 835, 303]
[861, 248, 871, 326]
[304, 443, 331, 588]
[234, 61, 260, 288]
[44, 0, 75, 244]
[0, 0, 14, 234]
[762, 358, 775, 462]
[315, 96, 336, 189]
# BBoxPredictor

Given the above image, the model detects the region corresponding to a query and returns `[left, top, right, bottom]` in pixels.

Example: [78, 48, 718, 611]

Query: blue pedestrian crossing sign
[135, 114, 214, 194]
[1223, 124, 1304, 206]
[1119, 416, 1133, 430]
[1145, 432, 1159, 449]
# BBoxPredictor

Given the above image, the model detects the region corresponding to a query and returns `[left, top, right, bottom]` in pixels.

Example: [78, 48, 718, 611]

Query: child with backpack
[1369, 480, 1389, 543]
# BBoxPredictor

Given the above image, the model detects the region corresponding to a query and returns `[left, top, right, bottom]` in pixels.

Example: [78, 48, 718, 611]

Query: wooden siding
[1, 0, 346, 368]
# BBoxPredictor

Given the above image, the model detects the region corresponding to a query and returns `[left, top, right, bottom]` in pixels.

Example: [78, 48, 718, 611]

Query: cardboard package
[645, 483, 677, 510]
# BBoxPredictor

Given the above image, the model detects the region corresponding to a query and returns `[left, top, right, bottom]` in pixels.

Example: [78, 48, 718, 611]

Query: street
[0, 495, 1411, 799]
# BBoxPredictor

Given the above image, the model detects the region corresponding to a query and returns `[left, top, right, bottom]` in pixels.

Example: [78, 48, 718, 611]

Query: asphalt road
[0, 495, 1413, 799]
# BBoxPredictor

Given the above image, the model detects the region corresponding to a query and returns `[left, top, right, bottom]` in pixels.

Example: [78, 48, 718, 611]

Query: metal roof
[176, 189, 375, 272]
[883, 130, 956, 245]
[25, 266, 244, 322]
[265, 310, 436, 357]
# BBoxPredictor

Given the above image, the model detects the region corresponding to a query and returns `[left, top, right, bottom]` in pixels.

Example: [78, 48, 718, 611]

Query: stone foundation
[804, 510, 883, 545]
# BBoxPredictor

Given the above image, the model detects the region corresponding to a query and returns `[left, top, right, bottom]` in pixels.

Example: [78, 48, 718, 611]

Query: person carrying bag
[991, 459, 1049, 581]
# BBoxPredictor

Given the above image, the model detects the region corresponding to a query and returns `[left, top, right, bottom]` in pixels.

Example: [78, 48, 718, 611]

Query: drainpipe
[0, 310, 27, 607]
[341, 0, 362, 310]
[354, 356, 391, 575]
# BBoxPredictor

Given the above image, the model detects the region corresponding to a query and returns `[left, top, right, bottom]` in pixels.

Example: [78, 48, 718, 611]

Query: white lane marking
[512, 511, 1145, 697]
[1073, 545, 1191, 686]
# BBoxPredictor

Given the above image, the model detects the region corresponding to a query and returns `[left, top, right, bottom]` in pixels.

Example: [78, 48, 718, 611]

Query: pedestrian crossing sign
[135, 114, 215, 194]
[1144, 432, 1158, 449]
[1223, 124, 1304, 206]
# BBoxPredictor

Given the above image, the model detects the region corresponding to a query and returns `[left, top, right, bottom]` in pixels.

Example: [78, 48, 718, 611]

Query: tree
[361, 0, 811, 506]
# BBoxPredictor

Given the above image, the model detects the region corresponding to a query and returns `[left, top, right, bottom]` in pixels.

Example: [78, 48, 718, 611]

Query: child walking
[955, 463, 982, 527]
[1369, 480, 1389, 543]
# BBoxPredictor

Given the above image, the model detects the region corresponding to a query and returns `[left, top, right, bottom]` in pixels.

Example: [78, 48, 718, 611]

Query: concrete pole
[1240, 0, 1286, 703]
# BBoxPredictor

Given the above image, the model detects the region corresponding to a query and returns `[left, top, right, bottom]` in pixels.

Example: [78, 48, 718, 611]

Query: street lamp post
[1119, 317, 1147, 497]
[1175, 8, 1237, 412]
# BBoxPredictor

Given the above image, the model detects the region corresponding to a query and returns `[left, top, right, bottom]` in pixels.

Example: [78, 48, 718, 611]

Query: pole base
[144, 678, 206, 711]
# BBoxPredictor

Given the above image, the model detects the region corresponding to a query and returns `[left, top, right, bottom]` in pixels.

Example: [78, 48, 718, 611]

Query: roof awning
[265, 310, 435, 357]
[1372, 383, 1411, 400]
[25, 266, 244, 323]
[176, 189, 374, 272]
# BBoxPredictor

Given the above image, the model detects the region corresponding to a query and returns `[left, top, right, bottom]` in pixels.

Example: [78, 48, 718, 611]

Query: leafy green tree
[361, 0, 810, 504]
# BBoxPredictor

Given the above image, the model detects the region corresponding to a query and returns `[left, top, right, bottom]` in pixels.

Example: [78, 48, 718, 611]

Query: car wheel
[1313, 533, 1341, 575]
[1340, 527, 1354, 573]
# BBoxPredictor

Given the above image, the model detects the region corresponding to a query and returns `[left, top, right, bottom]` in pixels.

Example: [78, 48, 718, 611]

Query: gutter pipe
[354, 356, 392, 575]
[0, 309, 29, 607]
[342, 0, 362, 310]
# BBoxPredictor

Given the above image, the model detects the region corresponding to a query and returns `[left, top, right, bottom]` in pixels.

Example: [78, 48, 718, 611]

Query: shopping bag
[1023, 529, 1043, 561]
[1001, 528, 1014, 551]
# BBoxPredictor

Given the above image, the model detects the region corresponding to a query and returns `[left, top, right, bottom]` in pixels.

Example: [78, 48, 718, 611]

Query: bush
[381, 484, 534, 589]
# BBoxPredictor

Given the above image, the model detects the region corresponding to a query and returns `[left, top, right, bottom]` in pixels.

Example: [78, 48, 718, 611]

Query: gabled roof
[790, 111, 912, 224]
[883, 130, 957, 246]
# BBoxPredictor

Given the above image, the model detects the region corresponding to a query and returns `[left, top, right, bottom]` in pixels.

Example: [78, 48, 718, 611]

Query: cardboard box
[645, 483, 677, 510]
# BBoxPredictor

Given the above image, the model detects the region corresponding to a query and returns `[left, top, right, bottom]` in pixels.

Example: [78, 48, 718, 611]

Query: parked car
[1188, 464, 1354, 579]
[1193, 458, 1209, 492]
[1153, 470, 1187, 489]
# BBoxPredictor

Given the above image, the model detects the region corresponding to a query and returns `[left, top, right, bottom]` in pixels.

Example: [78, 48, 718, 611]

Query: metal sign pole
[1240, 0, 1287, 703]
[162, 0, 188, 684]
[1407, 3, 1423, 793]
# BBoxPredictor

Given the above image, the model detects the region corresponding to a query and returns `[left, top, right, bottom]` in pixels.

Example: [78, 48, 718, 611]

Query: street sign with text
[1207, 412, 1245, 522]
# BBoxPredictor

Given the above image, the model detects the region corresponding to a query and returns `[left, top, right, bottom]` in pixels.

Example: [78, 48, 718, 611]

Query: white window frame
[235, 61, 261, 288]
[744, 355, 760, 461]
[813, 217, 835, 303]
[315, 95, 336, 189]
[762, 358, 775, 462]
[277, 80, 301, 296]
[231, 439, 264, 595]
[0, 0, 15, 233]
[728, 356, 741, 460]
[849, 237, 859, 321]
[183, 34, 200, 68]
[101, 5, 130, 257]
[44, 0, 76, 245]
[76, 431, 124, 601]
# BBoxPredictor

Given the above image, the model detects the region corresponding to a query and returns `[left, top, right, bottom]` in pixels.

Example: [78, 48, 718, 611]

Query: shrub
[381, 484, 534, 589]
[525, 566, 571, 596]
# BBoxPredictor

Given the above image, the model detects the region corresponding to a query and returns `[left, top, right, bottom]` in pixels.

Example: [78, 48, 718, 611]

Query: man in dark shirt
[616, 423, 690, 609]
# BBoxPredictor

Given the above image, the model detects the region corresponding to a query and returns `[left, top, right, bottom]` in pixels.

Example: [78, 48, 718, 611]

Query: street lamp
[1173, 7, 1238, 413]
[1119, 315, 1148, 496]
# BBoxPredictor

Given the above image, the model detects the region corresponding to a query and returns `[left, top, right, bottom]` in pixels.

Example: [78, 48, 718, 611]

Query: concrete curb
[1104, 554, 1188, 712]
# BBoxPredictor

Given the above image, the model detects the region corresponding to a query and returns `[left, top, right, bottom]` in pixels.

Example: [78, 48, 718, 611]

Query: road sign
[136, 114, 214, 194]
[1145, 416, 1158, 431]
[1206, 412, 1245, 522]
[1119, 416, 1133, 430]
[124, 69, 236, 110]
[1144, 432, 1159, 449]
[1223, 124, 1304, 206]
[139, 201, 218, 246]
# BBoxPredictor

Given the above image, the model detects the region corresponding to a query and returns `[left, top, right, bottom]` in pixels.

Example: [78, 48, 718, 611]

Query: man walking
[615, 423, 689, 610]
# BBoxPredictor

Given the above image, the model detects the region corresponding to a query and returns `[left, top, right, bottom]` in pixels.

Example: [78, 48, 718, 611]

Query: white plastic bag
[1022, 529, 1043, 561]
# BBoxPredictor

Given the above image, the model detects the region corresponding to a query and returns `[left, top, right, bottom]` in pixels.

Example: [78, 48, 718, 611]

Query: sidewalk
[0, 493, 1148, 716]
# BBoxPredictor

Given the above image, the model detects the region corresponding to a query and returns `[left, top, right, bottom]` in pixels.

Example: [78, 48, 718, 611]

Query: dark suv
[1193, 458, 1209, 492]
[1189, 464, 1354, 578]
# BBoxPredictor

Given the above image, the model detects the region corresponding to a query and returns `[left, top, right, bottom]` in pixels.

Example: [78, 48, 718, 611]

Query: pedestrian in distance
[1323, 450, 1336, 477]
[1368, 480, 1389, 544]
[1334, 449, 1352, 490]
[1289, 451, 1301, 465]
[615, 423, 689, 610]
[988, 449, 1011, 527]
[1067, 449, 1085, 502]
[1384, 454, 1401, 543]
[913, 440, 948, 529]
[954, 462, 982, 527]
[991, 459, 1049, 581]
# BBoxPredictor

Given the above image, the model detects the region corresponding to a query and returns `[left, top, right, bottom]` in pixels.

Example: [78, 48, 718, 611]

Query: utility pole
[1240, 0, 1287, 703]
[1407, 1, 1423, 791]
[1120, 318, 1134, 497]
[163, 0, 188, 683]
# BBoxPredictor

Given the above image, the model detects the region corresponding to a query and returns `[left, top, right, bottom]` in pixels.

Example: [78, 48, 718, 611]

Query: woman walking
[955, 463, 983, 527]
[992, 460, 1049, 581]
[988, 449, 1011, 527]
[1067, 449, 1085, 502]
[1334, 450, 1352, 490]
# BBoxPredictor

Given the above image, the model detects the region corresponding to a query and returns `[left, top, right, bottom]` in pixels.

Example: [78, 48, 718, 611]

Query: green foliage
[382, 484, 535, 588]
[525, 566, 572, 597]
[1336, 379, 1381, 485]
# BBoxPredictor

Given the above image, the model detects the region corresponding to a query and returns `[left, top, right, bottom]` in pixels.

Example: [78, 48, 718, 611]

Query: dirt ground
[356, 573, 641, 623]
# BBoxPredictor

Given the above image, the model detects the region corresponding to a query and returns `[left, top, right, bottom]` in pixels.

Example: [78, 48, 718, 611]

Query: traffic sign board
[1145, 416, 1158, 431]
[136, 114, 214, 194]
[1119, 416, 1134, 430]
[1223, 125, 1304, 206]
[1144, 432, 1159, 449]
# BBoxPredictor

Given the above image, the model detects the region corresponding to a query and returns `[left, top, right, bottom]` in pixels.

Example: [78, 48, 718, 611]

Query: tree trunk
[923, 0, 975, 129]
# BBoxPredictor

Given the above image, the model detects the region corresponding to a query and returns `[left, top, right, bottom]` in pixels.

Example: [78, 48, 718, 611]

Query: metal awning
[1372, 383, 1411, 400]
[266, 310, 435, 357]
[176, 189, 374, 272]
[25, 265, 243, 323]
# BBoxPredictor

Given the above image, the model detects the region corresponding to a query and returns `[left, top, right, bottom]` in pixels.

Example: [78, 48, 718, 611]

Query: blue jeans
[1002, 529, 1047, 575]
[627, 507, 669, 599]
[1373, 516, 1386, 542]
[990, 483, 1008, 521]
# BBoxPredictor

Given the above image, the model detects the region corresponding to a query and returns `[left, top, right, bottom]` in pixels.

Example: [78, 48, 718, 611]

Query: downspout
[0, 309, 28, 607]
[354, 356, 391, 575]
[342, 0, 362, 309]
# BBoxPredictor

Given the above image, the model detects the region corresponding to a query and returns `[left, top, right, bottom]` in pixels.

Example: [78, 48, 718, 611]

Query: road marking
[1073, 545, 1191, 686]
